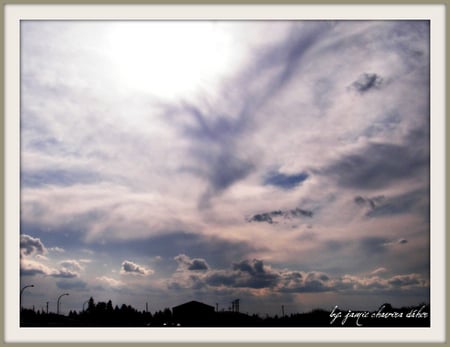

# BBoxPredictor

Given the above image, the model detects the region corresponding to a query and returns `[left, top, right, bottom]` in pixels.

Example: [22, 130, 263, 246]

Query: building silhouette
[172, 301, 215, 325]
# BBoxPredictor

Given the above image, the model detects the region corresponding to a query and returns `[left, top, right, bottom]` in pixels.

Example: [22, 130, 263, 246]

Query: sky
[20, 20, 430, 317]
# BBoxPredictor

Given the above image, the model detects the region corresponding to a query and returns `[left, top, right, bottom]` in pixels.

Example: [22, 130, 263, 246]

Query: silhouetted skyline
[21, 297, 429, 328]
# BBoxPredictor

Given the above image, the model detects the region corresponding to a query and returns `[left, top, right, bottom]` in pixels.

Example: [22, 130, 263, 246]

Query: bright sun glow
[106, 22, 234, 100]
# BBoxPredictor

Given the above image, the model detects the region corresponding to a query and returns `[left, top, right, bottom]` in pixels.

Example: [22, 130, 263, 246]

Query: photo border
[1, 0, 447, 345]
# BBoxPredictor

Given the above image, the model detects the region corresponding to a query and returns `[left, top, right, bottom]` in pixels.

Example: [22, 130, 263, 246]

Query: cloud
[56, 280, 88, 290]
[20, 238, 82, 277]
[51, 269, 78, 279]
[21, 168, 99, 188]
[279, 271, 331, 293]
[350, 73, 383, 93]
[248, 207, 313, 224]
[120, 260, 153, 276]
[170, 102, 256, 209]
[59, 259, 84, 273]
[49, 246, 65, 253]
[263, 171, 309, 189]
[321, 141, 428, 190]
[20, 236, 80, 278]
[162, 23, 332, 209]
[97, 232, 261, 269]
[20, 258, 55, 276]
[20, 258, 78, 278]
[229, 259, 280, 288]
[359, 237, 390, 255]
[20, 234, 47, 256]
[175, 254, 209, 271]
[382, 239, 409, 247]
[354, 190, 429, 224]
[167, 257, 429, 296]
[354, 195, 386, 209]
[370, 267, 388, 276]
[365, 189, 429, 218]
[248, 211, 279, 224]
[96, 276, 125, 287]
[21, 183, 206, 243]
[388, 274, 426, 287]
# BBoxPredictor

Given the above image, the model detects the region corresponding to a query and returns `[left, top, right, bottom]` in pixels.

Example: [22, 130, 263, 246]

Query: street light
[57, 293, 69, 315]
[20, 284, 34, 311]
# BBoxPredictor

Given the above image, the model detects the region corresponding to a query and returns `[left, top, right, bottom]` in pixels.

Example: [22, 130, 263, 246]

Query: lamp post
[20, 284, 34, 311]
[57, 293, 69, 315]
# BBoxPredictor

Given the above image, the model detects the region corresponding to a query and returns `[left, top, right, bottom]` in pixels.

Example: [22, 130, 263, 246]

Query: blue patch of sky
[264, 171, 309, 189]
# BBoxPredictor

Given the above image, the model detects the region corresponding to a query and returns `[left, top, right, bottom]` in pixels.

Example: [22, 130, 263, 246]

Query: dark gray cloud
[121, 260, 152, 276]
[230, 259, 280, 289]
[175, 254, 209, 271]
[290, 208, 314, 218]
[264, 171, 309, 189]
[248, 211, 279, 224]
[20, 234, 47, 256]
[358, 236, 409, 256]
[354, 195, 386, 209]
[321, 141, 428, 190]
[21, 267, 47, 277]
[355, 189, 429, 219]
[388, 274, 424, 287]
[169, 258, 428, 296]
[248, 207, 313, 224]
[189, 259, 209, 271]
[280, 271, 331, 293]
[350, 73, 383, 93]
[51, 270, 78, 279]
[56, 280, 88, 290]
[202, 259, 280, 289]
[366, 189, 429, 218]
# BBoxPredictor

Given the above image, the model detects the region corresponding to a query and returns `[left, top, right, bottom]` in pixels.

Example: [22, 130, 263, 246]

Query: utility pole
[46, 302, 49, 314]
[281, 305, 285, 318]
[146, 302, 148, 313]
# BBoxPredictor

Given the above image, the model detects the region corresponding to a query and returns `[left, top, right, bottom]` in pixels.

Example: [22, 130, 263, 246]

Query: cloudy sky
[20, 20, 430, 317]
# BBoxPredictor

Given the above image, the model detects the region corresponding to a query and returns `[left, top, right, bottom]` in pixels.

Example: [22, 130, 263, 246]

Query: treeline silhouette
[20, 298, 430, 327]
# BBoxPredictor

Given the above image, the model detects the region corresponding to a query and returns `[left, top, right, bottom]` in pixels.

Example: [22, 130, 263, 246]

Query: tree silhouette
[20, 299, 430, 328]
